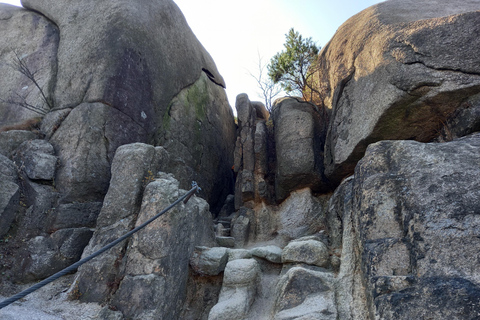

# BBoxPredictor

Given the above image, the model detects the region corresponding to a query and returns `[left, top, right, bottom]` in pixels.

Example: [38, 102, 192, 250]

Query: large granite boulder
[0, 4, 58, 127]
[17, 0, 235, 210]
[315, 0, 480, 185]
[272, 97, 330, 200]
[332, 133, 480, 319]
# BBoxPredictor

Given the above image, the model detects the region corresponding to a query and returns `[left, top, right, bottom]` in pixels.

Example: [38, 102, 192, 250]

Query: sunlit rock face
[314, 0, 480, 186]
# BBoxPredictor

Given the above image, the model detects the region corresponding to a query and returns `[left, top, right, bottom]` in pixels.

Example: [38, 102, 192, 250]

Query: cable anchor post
[183, 181, 201, 204]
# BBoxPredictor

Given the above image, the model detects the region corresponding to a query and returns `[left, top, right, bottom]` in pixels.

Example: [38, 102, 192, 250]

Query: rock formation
[1, 0, 480, 319]
[315, 0, 480, 186]
[0, 0, 234, 289]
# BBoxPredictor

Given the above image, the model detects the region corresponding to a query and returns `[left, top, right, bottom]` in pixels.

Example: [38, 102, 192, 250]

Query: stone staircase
[190, 230, 338, 320]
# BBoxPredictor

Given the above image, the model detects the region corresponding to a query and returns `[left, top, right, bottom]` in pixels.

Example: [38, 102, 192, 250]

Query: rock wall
[0, 0, 234, 285]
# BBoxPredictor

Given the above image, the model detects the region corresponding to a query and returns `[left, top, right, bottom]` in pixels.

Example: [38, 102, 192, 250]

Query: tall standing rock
[272, 97, 330, 201]
[315, 0, 480, 185]
[19, 0, 236, 209]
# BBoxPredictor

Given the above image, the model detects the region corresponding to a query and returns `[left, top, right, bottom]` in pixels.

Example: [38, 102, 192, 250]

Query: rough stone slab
[208, 259, 260, 320]
[282, 239, 329, 268]
[250, 245, 283, 263]
[190, 246, 229, 276]
[273, 267, 336, 320]
[14, 139, 57, 180]
[0, 130, 37, 158]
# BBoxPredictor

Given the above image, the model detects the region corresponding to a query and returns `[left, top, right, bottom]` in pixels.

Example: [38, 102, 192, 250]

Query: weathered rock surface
[276, 188, 329, 242]
[72, 143, 170, 302]
[13, 139, 57, 181]
[190, 246, 229, 276]
[273, 267, 337, 320]
[282, 238, 329, 268]
[333, 133, 480, 319]
[160, 72, 236, 213]
[50, 103, 150, 203]
[17, 0, 235, 211]
[436, 93, 480, 142]
[208, 259, 260, 320]
[250, 245, 283, 264]
[272, 97, 330, 200]
[317, 0, 480, 185]
[110, 174, 215, 319]
[234, 93, 266, 207]
[0, 4, 58, 126]
[0, 130, 38, 158]
[0, 154, 19, 237]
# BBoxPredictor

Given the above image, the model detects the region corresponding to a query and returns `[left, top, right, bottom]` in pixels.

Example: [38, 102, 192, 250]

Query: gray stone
[276, 188, 329, 241]
[96, 307, 125, 320]
[272, 97, 329, 201]
[50, 103, 148, 202]
[222, 259, 260, 287]
[190, 246, 229, 276]
[250, 245, 283, 263]
[0, 130, 37, 158]
[0, 154, 19, 237]
[336, 133, 480, 319]
[251, 101, 270, 121]
[96, 143, 169, 227]
[72, 144, 169, 303]
[73, 218, 133, 303]
[0, 4, 58, 127]
[317, 0, 480, 185]
[109, 174, 215, 319]
[233, 93, 273, 207]
[231, 211, 250, 247]
[159, 72, 236, 214]
[48, 202, 102, 231]
[282, 239, 329, 268]
[227, 249, 253, 261]
[21, 228, 93, 282]
[40, 108, 72, 140]
[21, 180, 58, 237]
[436, 94, 480, 142]
[273, 267, 336, 320]
[50, 228, 94, 261]
[216, 236, 236, 248]
[21, 0, 235, 212]
[0, 179, 19, 237]
[0, 153, 17, 180]
[208, 259, 260, 320]
[13, 139, 57, 180]
[21, 0, 225, 116]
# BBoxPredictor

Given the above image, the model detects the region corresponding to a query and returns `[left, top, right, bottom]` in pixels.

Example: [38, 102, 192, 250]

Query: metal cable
[0, 182, 200, 310]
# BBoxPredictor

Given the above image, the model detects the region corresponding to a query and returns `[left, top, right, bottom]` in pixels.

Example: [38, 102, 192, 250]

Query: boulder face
[331, 134, 480, 319]
[15, 0, 236, 209]
[272, 97, 330, 200]
[316, 0, 480, 185]
[0, 4, 58, 127]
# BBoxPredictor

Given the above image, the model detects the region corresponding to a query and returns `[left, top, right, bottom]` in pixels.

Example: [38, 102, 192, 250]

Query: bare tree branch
[7, 51, 53, 114]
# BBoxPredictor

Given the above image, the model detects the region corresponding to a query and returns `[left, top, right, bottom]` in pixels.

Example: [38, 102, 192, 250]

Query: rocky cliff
[1, 0, 479, 319]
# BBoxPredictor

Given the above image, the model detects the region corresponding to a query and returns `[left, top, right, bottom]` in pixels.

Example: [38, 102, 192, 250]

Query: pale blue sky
[1, 0, 385, 109]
